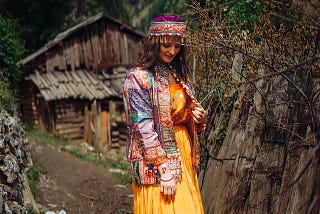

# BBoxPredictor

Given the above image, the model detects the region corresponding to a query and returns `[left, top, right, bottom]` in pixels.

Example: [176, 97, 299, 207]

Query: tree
[0, 0, 132, 54]
[187, 1, 320, 213]
[0, 16, 23, 111]
[0, 0, 77, 53]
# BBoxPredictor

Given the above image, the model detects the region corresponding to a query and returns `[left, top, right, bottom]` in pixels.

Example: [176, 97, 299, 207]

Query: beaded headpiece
[148, 15, 186, 44]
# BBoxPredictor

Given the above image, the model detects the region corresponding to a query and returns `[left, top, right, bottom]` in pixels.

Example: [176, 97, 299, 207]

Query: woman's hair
[134, 38, 190, 80]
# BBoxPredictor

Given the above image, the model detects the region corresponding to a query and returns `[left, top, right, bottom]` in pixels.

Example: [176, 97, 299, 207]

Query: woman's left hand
[191, 101, 206, 124]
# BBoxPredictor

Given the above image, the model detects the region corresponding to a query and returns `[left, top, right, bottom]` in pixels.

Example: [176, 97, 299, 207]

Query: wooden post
[49, 101, 56, 135]
[84, 103, 90, 144]
[93, 100, 102, 155]
[84, 102, 95, 146]
[37, 97, 46, 132]
[101, 110, 107, 148]
[106, 111, 111, 146]
[109, 100, 119, 148]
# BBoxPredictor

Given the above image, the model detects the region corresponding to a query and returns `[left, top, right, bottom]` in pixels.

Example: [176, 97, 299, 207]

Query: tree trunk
[200, 70, 320, 213]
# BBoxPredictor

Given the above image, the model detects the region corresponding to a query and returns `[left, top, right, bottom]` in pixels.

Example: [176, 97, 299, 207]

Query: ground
[28, 141, 133, 214]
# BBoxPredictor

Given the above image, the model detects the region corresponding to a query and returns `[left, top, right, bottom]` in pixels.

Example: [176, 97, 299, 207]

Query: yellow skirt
[132, 125, 204, 214]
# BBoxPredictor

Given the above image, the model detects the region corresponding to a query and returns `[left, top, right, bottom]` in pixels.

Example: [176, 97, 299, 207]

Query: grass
[26, 127, 69, 147]
[26, 127, 131, 185]
[64, 148, 131, 184]
[26, 156, 48, 214]
[26, 157, 48, 200]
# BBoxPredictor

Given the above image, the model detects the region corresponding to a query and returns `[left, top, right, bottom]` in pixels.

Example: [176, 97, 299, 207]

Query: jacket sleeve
[123, 68, 166, 165]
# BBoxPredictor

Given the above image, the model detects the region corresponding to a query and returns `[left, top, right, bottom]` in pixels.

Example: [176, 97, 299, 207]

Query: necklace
[155, 63, 198, 103]
[169, 66, 197, 103]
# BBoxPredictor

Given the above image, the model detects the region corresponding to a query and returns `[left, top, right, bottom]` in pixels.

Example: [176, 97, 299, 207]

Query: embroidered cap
[148, 15, 186, 43]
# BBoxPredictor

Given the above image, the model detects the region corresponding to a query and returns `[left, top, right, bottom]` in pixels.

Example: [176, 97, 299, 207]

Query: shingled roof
[28, 67, 126, 101]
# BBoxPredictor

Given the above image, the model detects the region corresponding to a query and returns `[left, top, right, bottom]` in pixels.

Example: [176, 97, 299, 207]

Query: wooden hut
[18, 13, 144, 150]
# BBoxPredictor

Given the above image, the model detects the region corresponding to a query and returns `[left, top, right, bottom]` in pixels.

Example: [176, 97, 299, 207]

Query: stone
[0, 110, 30, 212]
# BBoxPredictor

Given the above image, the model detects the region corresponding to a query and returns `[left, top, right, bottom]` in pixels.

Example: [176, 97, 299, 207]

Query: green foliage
[201, 0, 264, 32]
[98, 0, 129, 22]
[132, 0, 166, 33]
[0, 16, 23, 110]
[64, 148, 131, 184]
[27, 128, 131, 185]
[164, 0, 189, 16]
[26, 157, 48, 200]
[213, 95, 235, 142]
[1, 0, 74, 52]
[26, 127, 69, 150]
[0, 80, 16, 111]
[0, 0, 155, 54]
[0, 0, 191, 52]
[0, 17, 23, 86]
[294, 73, 302, 86]
[64, 148, 128, 170]
[130, 0, 193, 33]
[224, 0, 264, 31]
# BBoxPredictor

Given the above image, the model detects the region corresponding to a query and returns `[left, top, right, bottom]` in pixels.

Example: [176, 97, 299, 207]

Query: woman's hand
[191, 101, 207, 124]
[158, 164, 176, 202]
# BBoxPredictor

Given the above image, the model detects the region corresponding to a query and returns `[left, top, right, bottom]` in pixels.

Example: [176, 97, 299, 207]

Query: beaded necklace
[155, 62, 198, 103]
[168, 66, 198, 103]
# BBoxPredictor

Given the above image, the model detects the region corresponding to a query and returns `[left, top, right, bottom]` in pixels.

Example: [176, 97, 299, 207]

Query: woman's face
[157, 39, 181, 64]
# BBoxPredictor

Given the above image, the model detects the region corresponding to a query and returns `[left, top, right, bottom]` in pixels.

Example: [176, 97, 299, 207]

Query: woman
[123, 16, 206, 214]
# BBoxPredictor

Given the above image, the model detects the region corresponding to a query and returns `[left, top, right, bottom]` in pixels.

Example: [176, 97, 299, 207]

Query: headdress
[148, 15, 186, 43]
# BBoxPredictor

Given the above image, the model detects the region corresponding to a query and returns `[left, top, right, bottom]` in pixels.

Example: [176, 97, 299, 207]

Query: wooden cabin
[18, 13, 144, 151]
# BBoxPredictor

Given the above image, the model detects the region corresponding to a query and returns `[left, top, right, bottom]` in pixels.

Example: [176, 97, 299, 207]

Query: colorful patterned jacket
[123, 65, 200, 185]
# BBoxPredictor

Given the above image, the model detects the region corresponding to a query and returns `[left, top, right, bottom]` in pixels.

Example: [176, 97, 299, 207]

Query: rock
[108, 168, 127, 175]
[45, 210, 67, 214]
[1, 155, 20, 183]
[0, 110, 30, 212]
[114, 184, 127, 188]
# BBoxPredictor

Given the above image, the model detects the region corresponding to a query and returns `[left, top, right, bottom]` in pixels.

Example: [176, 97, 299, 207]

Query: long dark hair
[134, 39, 190, 80]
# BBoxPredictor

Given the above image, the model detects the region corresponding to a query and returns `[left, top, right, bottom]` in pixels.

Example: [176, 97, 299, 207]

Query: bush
[0, 17, 23, 86]
[0, 16, 24, 110]
[0, 80, 16, 111]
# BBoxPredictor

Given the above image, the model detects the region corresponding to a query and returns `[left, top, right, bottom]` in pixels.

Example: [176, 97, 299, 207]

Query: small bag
[129, 160, 160, 185]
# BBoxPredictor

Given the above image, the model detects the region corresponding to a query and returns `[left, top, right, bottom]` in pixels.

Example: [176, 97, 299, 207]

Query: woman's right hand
[191, 101, 207, 124]
[158, 164, 176, 201]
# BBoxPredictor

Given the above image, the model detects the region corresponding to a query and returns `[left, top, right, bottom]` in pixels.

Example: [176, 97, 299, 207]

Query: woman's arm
[123, 68, 166, 165]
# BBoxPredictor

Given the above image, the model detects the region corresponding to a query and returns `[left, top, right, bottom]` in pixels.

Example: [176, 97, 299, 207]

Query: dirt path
[29, 143, 133, 214]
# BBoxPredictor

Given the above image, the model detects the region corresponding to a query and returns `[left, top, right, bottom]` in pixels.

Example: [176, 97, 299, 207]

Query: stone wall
[0, 110, 29, 213]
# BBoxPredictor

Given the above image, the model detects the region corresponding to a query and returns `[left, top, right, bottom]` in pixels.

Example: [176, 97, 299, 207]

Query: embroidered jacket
[123, 65, 200, 185]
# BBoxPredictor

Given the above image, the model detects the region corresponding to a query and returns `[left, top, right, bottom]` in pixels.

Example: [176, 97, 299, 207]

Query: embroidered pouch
[129, 160, 160, 185]
[128, 156, 182, 185]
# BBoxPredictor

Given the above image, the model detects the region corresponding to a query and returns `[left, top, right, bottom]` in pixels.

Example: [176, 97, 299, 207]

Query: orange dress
[132, 83, 204, 214]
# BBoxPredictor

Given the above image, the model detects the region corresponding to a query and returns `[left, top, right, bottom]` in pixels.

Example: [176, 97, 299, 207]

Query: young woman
[123, 16, 206, 214]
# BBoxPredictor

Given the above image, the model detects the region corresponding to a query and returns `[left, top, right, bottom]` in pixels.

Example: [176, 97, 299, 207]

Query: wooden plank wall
[37, 98, 51, 132]
[109, 100, 127, 148]
[19, 80, 39, 126]
[54, 100, 84, 143]
[83, 100, 111, 150]
[40, 20, 142, 73]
